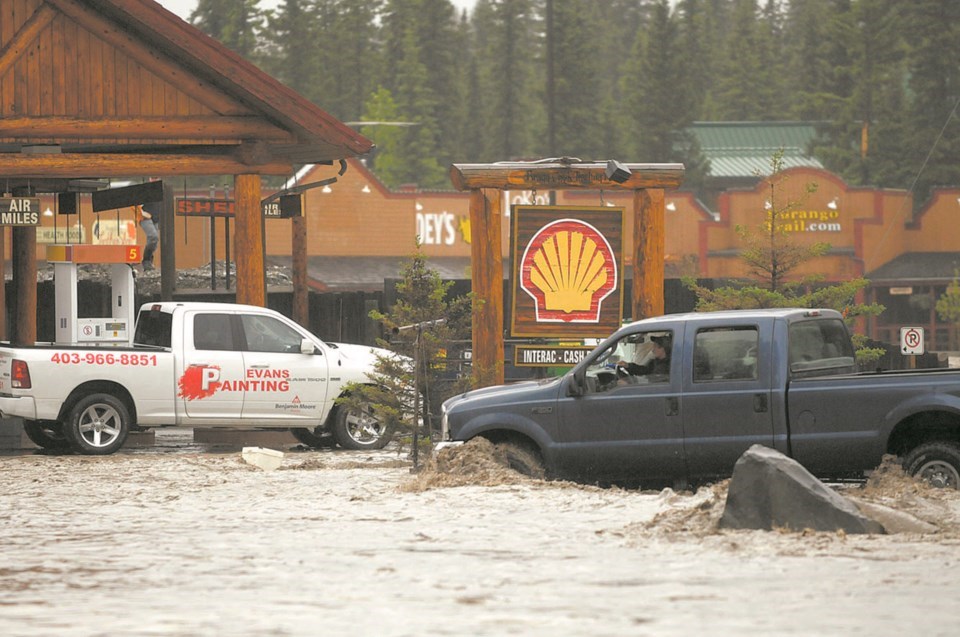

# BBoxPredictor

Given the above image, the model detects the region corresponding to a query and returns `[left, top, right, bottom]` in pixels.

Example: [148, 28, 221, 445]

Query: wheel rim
[914, 459, 960, 489]
[77, 403, 123, 448]
[344, 405, 385, 445]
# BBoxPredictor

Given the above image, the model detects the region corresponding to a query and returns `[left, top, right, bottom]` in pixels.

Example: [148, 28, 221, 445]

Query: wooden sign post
[449, 160, 684, 387]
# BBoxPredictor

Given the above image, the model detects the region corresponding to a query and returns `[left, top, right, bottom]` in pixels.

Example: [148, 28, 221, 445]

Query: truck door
[680, 322, 774, 478]
[238, 313, 329, 423]
[557, 328, 685, 482]
[179, 312, 245, 420]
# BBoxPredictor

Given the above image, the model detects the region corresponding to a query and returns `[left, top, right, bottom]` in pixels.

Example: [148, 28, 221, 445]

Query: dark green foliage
[188, 0, 958, 199]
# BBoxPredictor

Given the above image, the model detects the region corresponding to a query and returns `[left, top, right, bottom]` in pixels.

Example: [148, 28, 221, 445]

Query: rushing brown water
[1, 430, 958, 636]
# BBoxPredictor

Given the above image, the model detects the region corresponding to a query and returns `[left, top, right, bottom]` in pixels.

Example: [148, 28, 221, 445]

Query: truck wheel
[495, 441, 546, 479]
[64, 394, 130, 455]
[23, 420, 71, 450]
[290, 427, 337, 449]
[332, 402, 393, 450]
[903, 442, 960, 489]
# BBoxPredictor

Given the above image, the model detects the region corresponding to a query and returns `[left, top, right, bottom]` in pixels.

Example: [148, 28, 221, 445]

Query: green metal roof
[690, 122, 824, 179]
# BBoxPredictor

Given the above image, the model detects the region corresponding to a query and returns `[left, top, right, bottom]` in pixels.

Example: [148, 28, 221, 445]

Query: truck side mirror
[300, 338, 317, 355]
[568, 369, 585, 397]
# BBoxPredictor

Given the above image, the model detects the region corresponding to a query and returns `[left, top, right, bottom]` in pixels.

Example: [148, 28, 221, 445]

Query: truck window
[133, 308, 172, 348]
[693, 326, 758, 382]
[240, 315, 304, 353]
[583, 330, 672, 393]
[788, 319, 856, 376]
[193, 314, 235, 351]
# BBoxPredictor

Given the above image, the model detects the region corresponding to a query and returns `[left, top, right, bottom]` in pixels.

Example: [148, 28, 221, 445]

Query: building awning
[868, 252, 960, 284]
[268, 256, 480, 292]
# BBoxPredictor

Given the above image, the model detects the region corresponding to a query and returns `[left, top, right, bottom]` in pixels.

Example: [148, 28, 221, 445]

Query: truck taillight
[11, 359, 31, 389]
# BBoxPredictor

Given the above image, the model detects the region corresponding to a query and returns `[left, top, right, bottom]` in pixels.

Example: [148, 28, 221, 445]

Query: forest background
[182, 0, 958, 207]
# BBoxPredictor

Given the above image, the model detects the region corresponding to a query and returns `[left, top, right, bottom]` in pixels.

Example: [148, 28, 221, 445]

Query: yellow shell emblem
[520, 219, 617, 322]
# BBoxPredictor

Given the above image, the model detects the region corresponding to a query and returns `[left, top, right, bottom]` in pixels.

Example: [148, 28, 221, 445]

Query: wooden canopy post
[292, 214, 308, 326]
[11, 226, 36, 346]
[634, 188, 665, 320]
[234, 174, 265, 307]
[469, 189, 505, 387]
[450, 161, 684, 388]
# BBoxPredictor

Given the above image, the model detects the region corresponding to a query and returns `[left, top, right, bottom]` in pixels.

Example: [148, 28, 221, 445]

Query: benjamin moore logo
[519, 218, 617, 323]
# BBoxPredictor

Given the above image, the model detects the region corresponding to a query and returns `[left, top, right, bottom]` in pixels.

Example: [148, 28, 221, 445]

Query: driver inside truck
[617, 333, 671, 380]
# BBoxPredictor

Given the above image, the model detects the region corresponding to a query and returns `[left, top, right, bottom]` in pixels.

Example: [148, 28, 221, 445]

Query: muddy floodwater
[1, 429, 959, 636]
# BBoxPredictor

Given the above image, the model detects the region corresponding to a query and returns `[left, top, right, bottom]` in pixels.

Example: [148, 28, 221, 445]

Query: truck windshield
[788, 319, 855, 376]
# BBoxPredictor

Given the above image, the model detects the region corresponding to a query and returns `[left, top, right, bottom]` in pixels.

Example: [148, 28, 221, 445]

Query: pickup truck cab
[439, 309, 960, 488]
[0, 302, 391, 454]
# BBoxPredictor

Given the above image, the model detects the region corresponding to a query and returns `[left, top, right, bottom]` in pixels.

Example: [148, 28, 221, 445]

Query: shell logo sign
[520, 219, 616, 321]
[511, 206, 625, 338]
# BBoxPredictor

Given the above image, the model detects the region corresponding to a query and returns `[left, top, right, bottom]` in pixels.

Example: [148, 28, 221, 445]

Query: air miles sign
[510, 205, 624, 338]
[0, 197, 41, 226]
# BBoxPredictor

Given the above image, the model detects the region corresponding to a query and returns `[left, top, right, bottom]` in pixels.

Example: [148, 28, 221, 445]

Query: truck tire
[495, 441, 546, 479]
[332, 402, 393, 450]
[23, 420, 71, 450]
[64, 394, 130, 455]
[289, 427, 337, 449]
[903, 442, 960, 489]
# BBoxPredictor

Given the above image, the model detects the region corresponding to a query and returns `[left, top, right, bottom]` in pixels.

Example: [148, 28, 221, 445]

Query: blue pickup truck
[438, 309, 960, 488]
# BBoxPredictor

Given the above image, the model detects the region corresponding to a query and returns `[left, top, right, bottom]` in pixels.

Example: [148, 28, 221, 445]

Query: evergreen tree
[712, 0, 772, 120]
[473, 0, 542, 161]
[339, 244, 473, 446]
[262, 0, 318, 98]
[547, 0, 606, 159]
[623, 1, 708, 187]
[783, 0, 849, 121]
[191, 0, 266, 61]
[900, 0, 960, 207]
[812, 0, 909, 187]
[359, 87, 407, 186]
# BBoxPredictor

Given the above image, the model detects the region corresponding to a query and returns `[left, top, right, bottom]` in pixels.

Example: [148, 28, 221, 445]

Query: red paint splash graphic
[178, 365, 220, 400]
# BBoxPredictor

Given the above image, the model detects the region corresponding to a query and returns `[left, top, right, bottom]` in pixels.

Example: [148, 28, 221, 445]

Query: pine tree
[262, 0, 318, 98]
[712, 0, 771, 120]
[338, 243, 473, 445]
[623, 1, 708, 186]
[547, 0, 606, 159]
[474, 0, 542, 161]
[191, 0, 266, 61]
[812, 0, 909, 187]
[900, 0, 960, 207]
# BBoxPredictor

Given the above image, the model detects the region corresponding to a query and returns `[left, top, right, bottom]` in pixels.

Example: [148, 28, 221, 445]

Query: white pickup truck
[0, 302, 392, 455]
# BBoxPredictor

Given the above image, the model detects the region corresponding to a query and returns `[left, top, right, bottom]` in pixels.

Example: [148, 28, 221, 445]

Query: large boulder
[719, 445, 885, 534]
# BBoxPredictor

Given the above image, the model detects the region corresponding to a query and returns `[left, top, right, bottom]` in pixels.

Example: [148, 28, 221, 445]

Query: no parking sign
[900, 326, 924, 355]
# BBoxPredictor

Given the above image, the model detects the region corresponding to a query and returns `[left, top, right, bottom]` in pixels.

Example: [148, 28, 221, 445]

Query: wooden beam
[234, 174, 265, 307]
[450, 162, 685, 191]
[633, 188, 665, 320]
[0, 116, 296, 142]
[0, 154, 293, 176]
[46, 0, 247, 115]
[0, 4, 57, 78]
[470, 189, 505, 387]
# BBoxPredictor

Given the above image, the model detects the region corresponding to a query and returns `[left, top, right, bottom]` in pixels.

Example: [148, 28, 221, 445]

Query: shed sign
[0, 197, 41, 226]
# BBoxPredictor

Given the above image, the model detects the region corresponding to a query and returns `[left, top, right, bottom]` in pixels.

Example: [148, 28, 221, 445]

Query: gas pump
[47, 244, 142, 345]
